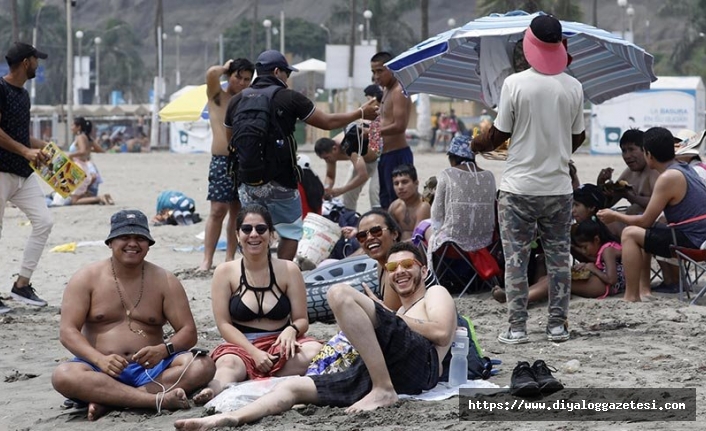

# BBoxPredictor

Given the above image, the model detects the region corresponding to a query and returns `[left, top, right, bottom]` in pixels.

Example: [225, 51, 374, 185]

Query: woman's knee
[621, 225, 642, 244]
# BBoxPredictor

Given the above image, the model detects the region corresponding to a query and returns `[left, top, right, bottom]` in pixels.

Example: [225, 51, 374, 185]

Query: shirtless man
[597, 129, 659, 216]
[174, 242, 456, 430]
[199, 58, 254, 271]
[52, 210, 215, 420]
[388, 164, 430, 241]
[371, 51, 413, 210]
[314, 124, 379, 211]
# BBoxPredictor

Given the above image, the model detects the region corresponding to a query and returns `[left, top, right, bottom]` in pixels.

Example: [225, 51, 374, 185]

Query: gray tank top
[663, 162, 706, 248]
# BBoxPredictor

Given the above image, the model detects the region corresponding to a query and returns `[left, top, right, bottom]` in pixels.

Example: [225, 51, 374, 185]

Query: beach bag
[324, 201, 361, 259]
[228, 85, 283, 186]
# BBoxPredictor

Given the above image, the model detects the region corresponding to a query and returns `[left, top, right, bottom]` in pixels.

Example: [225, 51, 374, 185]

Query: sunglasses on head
[240, 224, 269, 235]
[384, 258, 423, 272]
[355, 225, 388, 242]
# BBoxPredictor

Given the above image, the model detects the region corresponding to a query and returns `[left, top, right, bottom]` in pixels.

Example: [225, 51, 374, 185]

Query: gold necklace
[110, 257, 146, 337]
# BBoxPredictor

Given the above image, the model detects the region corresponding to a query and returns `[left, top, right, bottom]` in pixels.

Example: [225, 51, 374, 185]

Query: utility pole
[250, 0, 258, 59]
[417, 0, 432, 152]
[347, 0, 356, 111]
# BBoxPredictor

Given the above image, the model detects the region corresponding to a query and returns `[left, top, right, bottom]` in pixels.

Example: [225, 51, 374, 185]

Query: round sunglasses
[355, 225, 388, 242]
[384, 258, 423, 272]
[240, 224, 269, 235]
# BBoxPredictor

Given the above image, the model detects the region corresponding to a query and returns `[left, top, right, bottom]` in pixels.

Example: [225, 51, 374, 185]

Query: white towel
[206, 377, 501, 412]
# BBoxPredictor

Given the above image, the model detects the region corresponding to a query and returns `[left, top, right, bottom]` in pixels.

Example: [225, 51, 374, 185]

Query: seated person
[388, 164, 431, 241]
[598, 128, 677, 289]
[174, 242, 457, 430]
[427, 135, 496, 260]
[193, 204, 322, 405]
[570, 183, 606, 262]
[597, 128, 659, 216]
[314, 122, 380, 212]
[51, 210, 215, 420]
[598, 127, 706, 301]
[494, 217, 624, 303]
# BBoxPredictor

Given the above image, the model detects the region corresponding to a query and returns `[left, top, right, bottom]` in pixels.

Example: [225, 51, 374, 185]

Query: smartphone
[190, 348, 210, 357]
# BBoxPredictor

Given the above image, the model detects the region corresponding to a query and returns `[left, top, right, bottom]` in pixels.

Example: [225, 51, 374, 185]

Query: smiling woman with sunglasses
[193, 204, 322, 405]
[354, 209, 438, 312]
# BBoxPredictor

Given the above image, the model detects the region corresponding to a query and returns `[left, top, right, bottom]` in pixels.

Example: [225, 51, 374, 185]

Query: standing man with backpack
[224, 50, 377, 260]
[0, 42, 53, 313]
[198, 58, 254, 272]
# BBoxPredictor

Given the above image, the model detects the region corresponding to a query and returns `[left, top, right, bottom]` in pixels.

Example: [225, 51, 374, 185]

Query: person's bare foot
[491, 286, 506, 303]
[103, 194, 115, 205]
[161, 388, 191, 411]
[345, 388, 398, 414]
[87, 402, 111, 421]
[174, 414, 240, 431]
[622, 295, 641, 302]
[197, 261, 213, 272]
[193, 387, 215, 406]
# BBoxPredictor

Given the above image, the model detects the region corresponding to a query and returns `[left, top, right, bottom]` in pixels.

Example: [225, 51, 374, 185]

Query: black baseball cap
[5, 42, 48, 66]
[255, 50, 298, 73]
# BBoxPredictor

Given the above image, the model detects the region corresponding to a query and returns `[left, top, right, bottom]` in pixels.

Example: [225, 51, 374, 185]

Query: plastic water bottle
[449, 328, 469, 387]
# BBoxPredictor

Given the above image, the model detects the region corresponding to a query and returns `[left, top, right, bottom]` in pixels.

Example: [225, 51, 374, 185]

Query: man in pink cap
[472, 14, 585, 344]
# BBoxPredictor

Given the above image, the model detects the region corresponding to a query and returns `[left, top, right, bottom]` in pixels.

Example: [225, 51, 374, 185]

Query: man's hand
[96, 353, 129, 377]
[23, 147, 48, 165]
[360, 99, 378, 121]
[596, 208, 619, 225]
[251, 349, 279, 373]
[362, 282, 392, 312]
[272, 326, 300, 360]
[222, 59, 233, 71]
[341, 226, 357, 240]
[597, 167, 613, 186]
[132, 345, 168, 369]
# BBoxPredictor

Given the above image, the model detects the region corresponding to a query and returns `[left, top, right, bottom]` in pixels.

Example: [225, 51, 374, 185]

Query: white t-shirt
[494, 68, 584, 196]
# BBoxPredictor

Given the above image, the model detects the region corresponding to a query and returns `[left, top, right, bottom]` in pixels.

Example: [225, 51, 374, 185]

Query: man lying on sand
[51, 210, 215, 420]
[174, 242, 457, 430]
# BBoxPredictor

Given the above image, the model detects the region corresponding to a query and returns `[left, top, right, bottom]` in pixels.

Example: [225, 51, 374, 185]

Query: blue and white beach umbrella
[386, 11, 657, 106]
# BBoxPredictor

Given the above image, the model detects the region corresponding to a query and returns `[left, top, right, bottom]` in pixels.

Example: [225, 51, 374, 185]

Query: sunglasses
[355, 225, 388, 242]
[240, 224, 269, 235]
[384, 258, 423, 272]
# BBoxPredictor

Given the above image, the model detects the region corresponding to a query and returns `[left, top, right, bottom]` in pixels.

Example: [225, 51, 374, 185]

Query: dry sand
[0, 148, 703, 431]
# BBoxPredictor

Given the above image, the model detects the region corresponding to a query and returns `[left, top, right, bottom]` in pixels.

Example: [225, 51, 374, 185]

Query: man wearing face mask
[0, 42, 54, 313]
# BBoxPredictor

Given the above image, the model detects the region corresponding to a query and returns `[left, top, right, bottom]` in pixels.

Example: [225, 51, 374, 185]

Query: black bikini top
[229, 257, 291, 323]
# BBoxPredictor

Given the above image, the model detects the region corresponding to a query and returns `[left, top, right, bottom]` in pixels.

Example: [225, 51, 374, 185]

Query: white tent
[292, 58, 326, 73]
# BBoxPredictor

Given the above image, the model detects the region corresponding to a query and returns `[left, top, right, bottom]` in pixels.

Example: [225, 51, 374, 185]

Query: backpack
[440, 314, 499, 381]
[228, 85, 283, 186]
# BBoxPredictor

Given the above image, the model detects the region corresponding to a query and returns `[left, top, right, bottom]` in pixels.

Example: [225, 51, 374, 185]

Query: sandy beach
[0, 148, 703, 431]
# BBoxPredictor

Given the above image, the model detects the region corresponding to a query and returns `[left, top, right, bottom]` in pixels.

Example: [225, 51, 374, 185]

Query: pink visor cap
[523, 15, 568, 75]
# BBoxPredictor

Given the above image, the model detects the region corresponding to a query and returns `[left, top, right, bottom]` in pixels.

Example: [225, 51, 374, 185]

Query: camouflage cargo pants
[497, 191, 573, 330]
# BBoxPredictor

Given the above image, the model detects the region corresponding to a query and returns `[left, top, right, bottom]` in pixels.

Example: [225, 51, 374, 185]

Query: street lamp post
[320, 23, 331, 42]
[617, 0, 628, 39]
[66, 0, 74, 145]
[94, 37, 101, 104]
[75, 30, 84, 105]
[363, 9, 372, 44]
[174, 24, 182, 87]
[626, 4, 635, 43]
[358, 24, 365, 45]
[263, 19, 272, 50]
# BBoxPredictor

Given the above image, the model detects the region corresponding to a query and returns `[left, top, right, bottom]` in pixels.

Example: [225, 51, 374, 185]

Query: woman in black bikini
[194, 204, 321, 405]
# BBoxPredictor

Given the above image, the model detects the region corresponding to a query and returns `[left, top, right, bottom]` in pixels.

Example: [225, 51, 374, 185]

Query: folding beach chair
[428, 241, 502, 297]
[669, 214, 706, 304]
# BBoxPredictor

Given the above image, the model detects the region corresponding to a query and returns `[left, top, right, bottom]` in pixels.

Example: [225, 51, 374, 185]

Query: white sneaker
[498, 327, 529, 344]
[0, 299, 11, 314]
[546, 324, 570, 342]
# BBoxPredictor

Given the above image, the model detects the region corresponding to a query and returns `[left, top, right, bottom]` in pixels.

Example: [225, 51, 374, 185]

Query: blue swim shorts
[70, 351, 187, 387]
[207, 155, 239, 203]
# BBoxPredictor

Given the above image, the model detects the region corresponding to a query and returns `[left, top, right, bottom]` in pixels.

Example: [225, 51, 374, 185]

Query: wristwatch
[164, 340, 175, 356]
